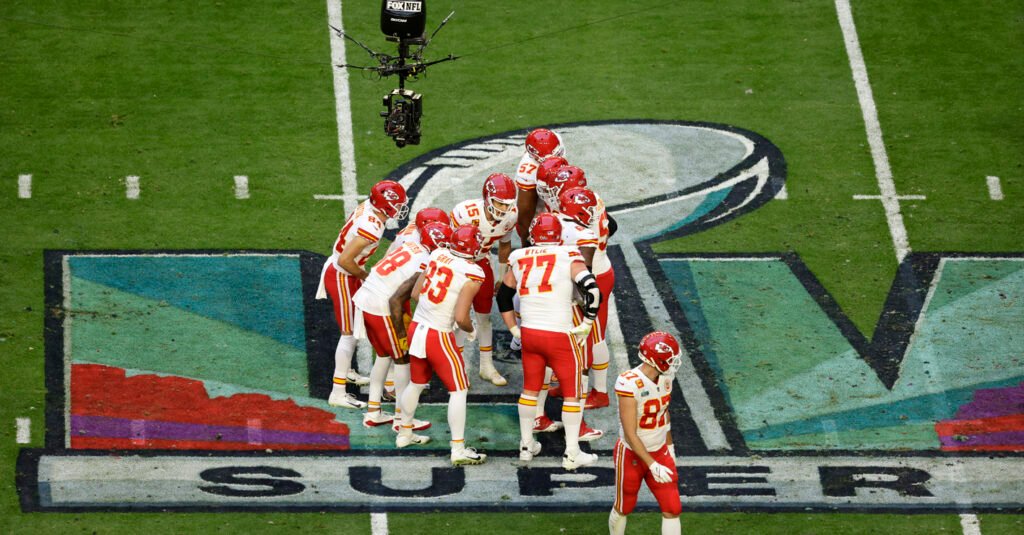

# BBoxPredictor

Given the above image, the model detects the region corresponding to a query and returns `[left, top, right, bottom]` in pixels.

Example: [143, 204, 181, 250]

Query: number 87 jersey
[615, 366, 674, 452]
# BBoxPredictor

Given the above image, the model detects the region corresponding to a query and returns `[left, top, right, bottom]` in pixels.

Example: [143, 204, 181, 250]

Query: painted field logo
[16, 121, 1024, 513]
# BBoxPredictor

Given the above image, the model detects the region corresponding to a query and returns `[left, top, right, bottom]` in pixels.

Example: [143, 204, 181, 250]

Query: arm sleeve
[606, 214, 618, 238]
[496, 281, 518, 313]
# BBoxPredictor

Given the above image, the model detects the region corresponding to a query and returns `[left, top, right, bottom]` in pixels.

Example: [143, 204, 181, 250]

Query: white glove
[509, 325, 521, 340]
[648, 461, 674, 484]
[569, 319, 593, 344]
[465, 327, 478, 343]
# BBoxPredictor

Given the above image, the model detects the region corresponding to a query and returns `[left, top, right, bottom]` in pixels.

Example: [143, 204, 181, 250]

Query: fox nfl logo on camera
[382, 0, 426, 39]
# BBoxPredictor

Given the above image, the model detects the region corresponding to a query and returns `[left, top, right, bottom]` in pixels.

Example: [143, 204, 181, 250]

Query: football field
[1, 1, 1022, 533]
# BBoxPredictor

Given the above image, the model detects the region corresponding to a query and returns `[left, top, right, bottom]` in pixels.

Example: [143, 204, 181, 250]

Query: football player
[317, 180, 408, 409]
[394, 225, 489, 466]
[609, 332, 683, 535]
[449, 173, 518, 386]
[352, 222, 451, 430]
[515, 128, 565, 245]
[498, 213, 602, 471]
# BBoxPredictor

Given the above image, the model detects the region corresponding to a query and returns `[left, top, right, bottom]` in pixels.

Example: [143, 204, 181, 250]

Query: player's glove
[569, 319, 593, 344]
[465, 327, 478, 343]
[509, 325, 521, 340]
[648, 461, 674, 484]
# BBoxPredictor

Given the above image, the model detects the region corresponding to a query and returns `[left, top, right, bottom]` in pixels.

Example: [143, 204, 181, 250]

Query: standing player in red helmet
[317, 180, 409, 409]
[498, 213, 602, 471]
[609, 332, 683, 535]
[449, 173, 518, 386]
[515, 128, 565, 245]
[396, 225, 489, 466]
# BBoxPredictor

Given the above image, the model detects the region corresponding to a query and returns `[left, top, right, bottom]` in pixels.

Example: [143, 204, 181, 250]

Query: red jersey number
[421, 263, 455, 304]
[517, 254, 556, 296]
[375, 249, 412, 276]
[638, 394, 671, 429]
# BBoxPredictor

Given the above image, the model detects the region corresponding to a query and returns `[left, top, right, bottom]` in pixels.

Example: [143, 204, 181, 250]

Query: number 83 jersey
[411, 248, 486, 332]
[615, 366, 674, 452]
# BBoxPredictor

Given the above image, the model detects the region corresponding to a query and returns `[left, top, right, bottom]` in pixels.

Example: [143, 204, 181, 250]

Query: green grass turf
[1, 0, 1022, 532]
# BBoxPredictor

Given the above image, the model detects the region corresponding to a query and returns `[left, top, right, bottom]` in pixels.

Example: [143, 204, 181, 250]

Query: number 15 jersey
[615, 366, 673, 452]
[507, 245, 585, 333]
[411, 249, 486, 332]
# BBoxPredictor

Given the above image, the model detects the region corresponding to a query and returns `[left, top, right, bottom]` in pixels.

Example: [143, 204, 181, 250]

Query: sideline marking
[327, 0, 358, 216]
[371, 512, 389, 535]
[835, 0, 911, 263]
[234, 175, 250, 199]
[18, 174, 32, 199]
[314, 193, 368, 201]
[987, 176, 1003, 200]
[853, 194, 925, 201]
[125, 176, 140, 200]
[960, 513, 981, 535]
[16, 418, 30, 444]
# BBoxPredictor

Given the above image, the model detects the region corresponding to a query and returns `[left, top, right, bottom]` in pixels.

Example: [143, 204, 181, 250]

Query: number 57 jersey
[411, 248, 487, 332]
[615, 366, 674, 452]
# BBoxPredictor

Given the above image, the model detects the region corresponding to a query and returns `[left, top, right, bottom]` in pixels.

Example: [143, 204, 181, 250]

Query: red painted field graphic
[70, 364, 349, 451]
[936, 382, 1024, 452]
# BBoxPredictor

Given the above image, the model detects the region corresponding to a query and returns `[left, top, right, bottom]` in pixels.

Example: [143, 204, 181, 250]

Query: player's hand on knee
[649, 461, 674, 484]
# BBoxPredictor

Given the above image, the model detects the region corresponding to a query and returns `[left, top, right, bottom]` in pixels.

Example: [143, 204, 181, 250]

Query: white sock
[398, 382, 426, 428]
[518, 394, 538, 445]
[580, 376, 590, 418]
[662, 517, 680, 535]
[385, 363, 395, 391]
[535, 367, 554, 418]
[393, 363, 411, 398]
[448, 389, 468, 442]
[367, 356, 391, 410]
[591, 341, 610, 393]
[562, 401, 583, 454]
[332, 335, 357, 391]
[476, 311, 493, 371]
[609, 509, 627, 535]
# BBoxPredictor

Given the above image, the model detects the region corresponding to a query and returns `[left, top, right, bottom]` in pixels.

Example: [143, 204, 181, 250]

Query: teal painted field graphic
[657, 255, 1024, 451]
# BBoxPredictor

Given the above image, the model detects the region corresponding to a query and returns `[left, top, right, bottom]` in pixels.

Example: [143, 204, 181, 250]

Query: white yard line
[853, 194, 925, 201]
[18, 174, 32, 199]
[327, 0, 359, 216]
[16, 418, 31, 444]
[986, 176, 1003, 200]
[370, 512, 389, 535]
[234, 175, 250, 199]
[835, 0, 911, 263]
[125, 175, 140, 200]
[960, 513, 981, 535]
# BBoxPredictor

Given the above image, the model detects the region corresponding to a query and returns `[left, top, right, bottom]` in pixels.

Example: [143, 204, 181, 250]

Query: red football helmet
[537, 156, 569, 183]
[449, 224, 483, 259]
[529, 213, 563, 246]
[369, 180, 409, 220]
[525, 128, 565, 162]
[418, 222, 452, 252]
[538, 165, 587, 210]
[414, 207, 451, 230]
[559, 187, 599, 226]
[638, 332, 682, 376]
[482, 173, 517, 222]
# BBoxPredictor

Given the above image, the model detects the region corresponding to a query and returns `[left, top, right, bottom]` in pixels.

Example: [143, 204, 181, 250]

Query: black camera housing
[381, 89, 422, 147]
[380, 0, 426, 40]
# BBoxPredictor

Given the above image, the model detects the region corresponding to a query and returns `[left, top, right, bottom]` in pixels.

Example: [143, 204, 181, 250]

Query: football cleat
[519, 440, 542, 462]
[578, 419, 604, 442]
[346, 369, 371, 386]
[328, 390, 367, 409]
[534, 415, 563, 433]
[451, 445, 488, 466]
[584, 389, 610, 410]
[362, 410, 394, 428]
[562, 450, 598, 471]
[395, 430, 431, 448]
[480, 367, 508, 386]
[392, 418, 432, 432]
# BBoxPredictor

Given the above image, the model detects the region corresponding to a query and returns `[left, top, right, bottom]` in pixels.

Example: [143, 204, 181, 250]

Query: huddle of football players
[317, 128, 684, 529]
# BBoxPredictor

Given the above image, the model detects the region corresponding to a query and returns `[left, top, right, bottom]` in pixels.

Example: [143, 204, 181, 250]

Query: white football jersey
[514, 152, 540, 191]
[330, 200, 385, 274]
[557, 214, 598, 252]
[507, 245, 585, 332]
[451, 198, 517, 252]
[352, 241, 430, 316]
[411, 249, 486, 332]
[589, 192, 612, 275]
[385, 222, 421, 256]
[615, 366, 673, 452]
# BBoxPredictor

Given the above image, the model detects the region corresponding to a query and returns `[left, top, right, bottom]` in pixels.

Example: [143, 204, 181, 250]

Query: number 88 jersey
[615, 366, 674, 452]
[411, 248, 486, 332]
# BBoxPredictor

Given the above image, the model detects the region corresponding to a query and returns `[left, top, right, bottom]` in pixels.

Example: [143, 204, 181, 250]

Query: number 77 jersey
[615, 366, 673, 452]
[507, 245, 585, 333]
